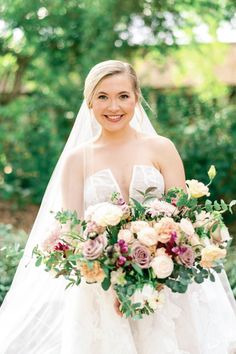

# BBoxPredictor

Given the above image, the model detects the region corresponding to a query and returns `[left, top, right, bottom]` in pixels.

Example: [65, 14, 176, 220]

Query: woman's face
[91, 73, 138, 132]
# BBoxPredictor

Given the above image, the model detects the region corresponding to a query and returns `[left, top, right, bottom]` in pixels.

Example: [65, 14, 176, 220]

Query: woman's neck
[96, 125, 139, 145]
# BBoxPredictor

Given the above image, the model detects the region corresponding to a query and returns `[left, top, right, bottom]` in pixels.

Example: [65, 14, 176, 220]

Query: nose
[107, 99, 121, 112]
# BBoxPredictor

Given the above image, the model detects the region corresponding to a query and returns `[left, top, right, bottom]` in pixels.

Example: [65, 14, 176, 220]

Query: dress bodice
[84, 164, 165, 208]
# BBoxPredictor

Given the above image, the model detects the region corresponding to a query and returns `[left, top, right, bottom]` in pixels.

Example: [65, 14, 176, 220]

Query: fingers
[114, 297, 123, 317]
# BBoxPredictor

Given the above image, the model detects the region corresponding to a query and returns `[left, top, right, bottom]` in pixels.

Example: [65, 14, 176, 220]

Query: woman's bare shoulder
[64, 141, 92, 165]
[143, 133, 175, 152]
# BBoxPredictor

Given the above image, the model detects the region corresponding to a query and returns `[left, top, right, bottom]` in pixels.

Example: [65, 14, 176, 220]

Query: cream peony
[151, 254, 174, 279]
[186, 179, 210, 198]
[200, 245, 226, 268]
[130, 221, 149, 234]
[137, 227, 158, 246]
[179, 218, 195, 236]
[118, 229, 134, 244]
[91, 202, 123, 227]
[84, 204, 101, 221]
[154, 217, 179, 243]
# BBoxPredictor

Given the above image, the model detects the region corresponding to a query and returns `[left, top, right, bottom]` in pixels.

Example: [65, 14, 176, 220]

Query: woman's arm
[60, 148, 84, 218]
[153, 136, 187, 193]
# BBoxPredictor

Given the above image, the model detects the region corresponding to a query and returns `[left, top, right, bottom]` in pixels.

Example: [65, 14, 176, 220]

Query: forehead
[95, 73, 134, 94]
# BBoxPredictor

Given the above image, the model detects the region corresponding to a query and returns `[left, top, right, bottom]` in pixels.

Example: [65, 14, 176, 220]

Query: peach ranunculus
[151, 254, 174, 279]
[80, 261, 105, 283]
[130, 221, 149, 234]
[154, 217, 180, 244]
[117, 229, 135, 244]
[137, 227, 159, 246]
[200, 245, 226, 268]
[186, 179, 210, 198]
[179, 218, 195, 236]
[91, 202, 123, 227]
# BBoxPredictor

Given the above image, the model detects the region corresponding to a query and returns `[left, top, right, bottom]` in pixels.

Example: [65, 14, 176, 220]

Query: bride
[0, 60, 236, 354]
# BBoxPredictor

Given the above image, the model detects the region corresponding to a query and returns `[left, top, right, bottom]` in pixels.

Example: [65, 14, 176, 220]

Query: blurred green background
[0, 0, 236, 304]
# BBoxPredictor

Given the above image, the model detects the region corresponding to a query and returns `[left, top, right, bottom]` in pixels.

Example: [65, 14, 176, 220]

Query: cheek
[91, 102, 105, 116]
[124, 100, 136, 114]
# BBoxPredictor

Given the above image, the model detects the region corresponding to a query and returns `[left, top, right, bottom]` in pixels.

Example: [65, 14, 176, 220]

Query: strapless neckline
[86, 164, 164, 203]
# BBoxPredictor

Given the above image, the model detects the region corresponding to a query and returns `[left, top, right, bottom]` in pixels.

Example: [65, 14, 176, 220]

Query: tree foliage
[0, 0, 235, 204]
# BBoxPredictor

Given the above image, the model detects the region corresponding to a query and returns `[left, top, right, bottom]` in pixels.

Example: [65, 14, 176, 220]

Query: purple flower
[172, 245, 188, 255]
[54, 242, 69, 251]
[118, 239, 129, 253]
[131, 242, 152, 269]
[82, 235, 106, 260]
[178, 245, 195, 267]
[117, 255, 127, 266]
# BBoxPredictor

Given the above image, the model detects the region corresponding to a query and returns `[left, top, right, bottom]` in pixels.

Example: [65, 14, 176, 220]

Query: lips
[104, 114, 124, 123]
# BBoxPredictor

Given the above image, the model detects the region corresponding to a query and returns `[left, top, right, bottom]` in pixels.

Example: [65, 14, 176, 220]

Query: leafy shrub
[0, 224, 27, 305]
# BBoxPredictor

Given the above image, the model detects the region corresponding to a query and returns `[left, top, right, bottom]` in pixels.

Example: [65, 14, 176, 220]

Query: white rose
[91, 202, 123, 227]
[179, 218, 195, 236]
[118, 229, 134, 244]
[151, 255, 174, 279]
[137, 227, 158, 246]
[186, 179, 210, 198]
[130, 221, 149, 234]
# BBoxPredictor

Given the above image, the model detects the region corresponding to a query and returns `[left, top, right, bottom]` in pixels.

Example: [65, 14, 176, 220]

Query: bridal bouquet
[33, 166, 235, 319]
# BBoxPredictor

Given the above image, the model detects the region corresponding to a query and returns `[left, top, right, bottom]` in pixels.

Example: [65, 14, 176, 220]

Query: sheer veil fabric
[0, 100, 236, 354]
[0, 101, 156, 353]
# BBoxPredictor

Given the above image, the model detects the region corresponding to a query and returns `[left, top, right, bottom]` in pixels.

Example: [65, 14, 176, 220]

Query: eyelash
[97, 94, 129, 100]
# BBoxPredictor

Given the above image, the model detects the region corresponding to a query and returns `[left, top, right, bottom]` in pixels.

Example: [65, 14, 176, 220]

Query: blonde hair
[84, 60, 141, 108]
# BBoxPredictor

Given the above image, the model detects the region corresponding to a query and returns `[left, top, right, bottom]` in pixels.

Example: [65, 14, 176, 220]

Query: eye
[98, 95, 108, 100]
[120, 94, 129, 100]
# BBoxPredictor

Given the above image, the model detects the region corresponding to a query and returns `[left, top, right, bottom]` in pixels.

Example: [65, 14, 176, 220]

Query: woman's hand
[114, 297, 123, 317]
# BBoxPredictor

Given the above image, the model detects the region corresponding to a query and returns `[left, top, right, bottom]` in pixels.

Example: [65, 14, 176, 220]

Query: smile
[104, 114, 124, 122]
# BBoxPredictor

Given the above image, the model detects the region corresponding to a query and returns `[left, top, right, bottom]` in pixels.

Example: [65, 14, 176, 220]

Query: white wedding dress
[61, 165, 236, 354]
[1, 165, 236, 354]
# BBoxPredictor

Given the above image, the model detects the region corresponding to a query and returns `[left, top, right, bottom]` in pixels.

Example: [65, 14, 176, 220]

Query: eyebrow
[96, 91, 130, 95]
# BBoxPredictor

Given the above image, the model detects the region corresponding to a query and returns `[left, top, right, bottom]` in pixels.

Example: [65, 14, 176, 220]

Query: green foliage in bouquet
[33, 166, 235, 319]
